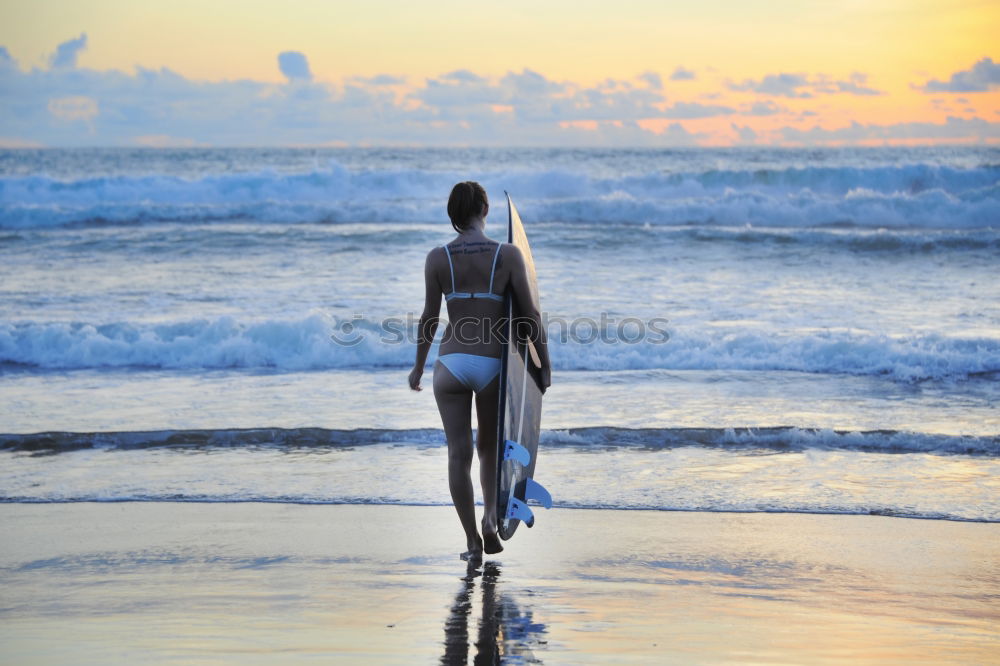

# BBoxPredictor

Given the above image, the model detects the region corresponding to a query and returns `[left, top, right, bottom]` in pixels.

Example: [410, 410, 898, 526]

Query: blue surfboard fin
[524, 478, 552, 509]
[503, 440, 531, 466]
[506, 498, 535, 527]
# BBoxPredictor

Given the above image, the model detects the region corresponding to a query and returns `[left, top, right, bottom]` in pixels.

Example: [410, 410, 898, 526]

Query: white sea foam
[2, 315, 997, 381]
[1, 160, 997, 229]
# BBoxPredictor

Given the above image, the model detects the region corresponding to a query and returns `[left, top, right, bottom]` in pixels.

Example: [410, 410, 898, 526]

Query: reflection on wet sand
[441, 561, 547, 665]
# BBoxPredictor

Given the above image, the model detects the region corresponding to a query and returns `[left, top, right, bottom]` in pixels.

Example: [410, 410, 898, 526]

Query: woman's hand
[408, 365, 424, 391]
[540, 366, 551, 394]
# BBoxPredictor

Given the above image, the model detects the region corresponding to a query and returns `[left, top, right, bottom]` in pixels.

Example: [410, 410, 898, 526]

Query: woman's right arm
[409, 249, 442, 391]
[506, 245, 551, 392]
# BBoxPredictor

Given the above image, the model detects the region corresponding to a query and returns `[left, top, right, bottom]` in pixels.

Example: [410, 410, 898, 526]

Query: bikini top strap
[442, 245, 457, 294]
[487, 243, 502, 294]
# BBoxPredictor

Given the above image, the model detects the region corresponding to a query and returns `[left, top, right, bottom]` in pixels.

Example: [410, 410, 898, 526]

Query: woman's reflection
[441, 561, 547, 665]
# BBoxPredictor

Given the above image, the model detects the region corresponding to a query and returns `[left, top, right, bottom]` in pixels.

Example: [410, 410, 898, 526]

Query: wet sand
[1, 504, 998, 664]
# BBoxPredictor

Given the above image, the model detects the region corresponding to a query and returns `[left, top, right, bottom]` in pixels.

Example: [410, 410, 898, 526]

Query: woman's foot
[460, 548, 483, 563]
[482, 519, 504, 555]
[460, 535, 484, 562]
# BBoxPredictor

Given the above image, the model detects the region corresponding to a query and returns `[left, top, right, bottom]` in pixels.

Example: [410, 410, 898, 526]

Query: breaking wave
[2, 315, 998, 382]
[2, 160, 997, 229]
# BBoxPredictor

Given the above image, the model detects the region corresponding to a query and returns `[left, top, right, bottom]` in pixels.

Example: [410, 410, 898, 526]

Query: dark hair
[447, 181, 488, 233]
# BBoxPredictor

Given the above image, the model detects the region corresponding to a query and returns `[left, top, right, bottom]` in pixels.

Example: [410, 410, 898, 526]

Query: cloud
[417, 72, 506, 109]
[820, 72, 882, 96]
[730, 71, 883, 97]
[49, 33, 87, 68]
[730, 72, 812, 97]
[779, 116, 999, 144]
[920, 57, 1000, 93]
[349, 74, 406, 86]
[742, 100, 786, 116]
[541, 120, 705, 147]
[501, 68, 566, 96]
[278, 51, 312, 82]
[47, 95, 99, 122]
[416, 68, 668, 124]
[662, 101, 734, 118]
[0, 46, 15, 68]
[638, 71, 662, 90]
[670, 66, 695, 81]
[440, 69, 486, 84]
[653, 122, 702, 145]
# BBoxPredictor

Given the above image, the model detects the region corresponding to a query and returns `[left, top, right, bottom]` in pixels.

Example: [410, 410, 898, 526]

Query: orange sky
[1, 0, 998, 146]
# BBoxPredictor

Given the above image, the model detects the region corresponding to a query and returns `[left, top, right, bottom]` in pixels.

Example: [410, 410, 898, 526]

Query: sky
[1, 0, 998, 147]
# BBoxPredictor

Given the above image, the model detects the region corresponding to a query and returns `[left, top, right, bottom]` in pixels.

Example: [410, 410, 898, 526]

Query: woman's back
[435, 237, 508, 358]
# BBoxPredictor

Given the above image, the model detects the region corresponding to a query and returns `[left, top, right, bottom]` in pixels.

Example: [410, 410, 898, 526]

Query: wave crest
[2, 315, 997, 382]
[2, 160, 997, 229]
[3, 425, 995, 456]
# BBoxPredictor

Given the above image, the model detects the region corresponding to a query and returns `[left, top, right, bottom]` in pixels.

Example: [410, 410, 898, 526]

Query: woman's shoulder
[498, 242, 524, 264]
[423, 245, 448, 268]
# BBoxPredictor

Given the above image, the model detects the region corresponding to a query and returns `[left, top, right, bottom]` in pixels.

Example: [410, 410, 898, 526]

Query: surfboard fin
[524, 478, 552, 509]
[503, 440, 532, 466]
[506, 498, 535, 528]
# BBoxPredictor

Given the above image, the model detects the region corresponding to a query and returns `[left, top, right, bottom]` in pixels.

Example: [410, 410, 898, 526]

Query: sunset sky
[1, 0, 998, 146]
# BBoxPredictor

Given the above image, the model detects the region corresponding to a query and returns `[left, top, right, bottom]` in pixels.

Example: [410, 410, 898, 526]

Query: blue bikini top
[443, 242, 503, 302]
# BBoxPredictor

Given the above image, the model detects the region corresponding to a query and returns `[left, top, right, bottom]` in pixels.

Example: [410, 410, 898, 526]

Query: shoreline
[3, 499, 1000, 524]
[2, 503, 998, 664]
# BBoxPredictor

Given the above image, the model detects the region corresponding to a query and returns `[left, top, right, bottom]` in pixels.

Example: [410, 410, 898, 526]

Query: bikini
[436, 242, 503, 392]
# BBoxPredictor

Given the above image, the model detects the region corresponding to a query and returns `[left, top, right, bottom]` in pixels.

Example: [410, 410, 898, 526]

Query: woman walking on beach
[409, 182, 550, 561]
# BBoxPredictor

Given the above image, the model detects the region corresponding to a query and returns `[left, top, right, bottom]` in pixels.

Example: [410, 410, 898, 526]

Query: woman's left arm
[409, 249, 442, 391]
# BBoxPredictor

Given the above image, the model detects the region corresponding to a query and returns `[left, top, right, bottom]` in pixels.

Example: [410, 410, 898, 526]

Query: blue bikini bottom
[437, 353, 501, 392]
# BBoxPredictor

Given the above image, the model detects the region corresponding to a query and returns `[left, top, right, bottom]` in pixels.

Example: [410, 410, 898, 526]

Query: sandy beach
[1, 503, 997, 664]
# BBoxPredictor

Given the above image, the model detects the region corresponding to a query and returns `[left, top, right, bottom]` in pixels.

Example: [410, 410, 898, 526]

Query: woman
[409, 182, 551, 561]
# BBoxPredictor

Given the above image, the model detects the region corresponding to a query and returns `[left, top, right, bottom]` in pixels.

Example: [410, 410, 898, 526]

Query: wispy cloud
[779, 116, 999, 144]
[49, 33, 87, 69]
[417, 69, 665, 123]
[669, 66, 696, 81]
[729, 71, 883, 97]
[350, 74, 406, 86]
[662, 101, 734, 118]
[741, 100, 786, 116]
[730, 73, 813, 98]
[817, 72, 882, 96]
[638, 71, 662, 90]
[919, 57, 1000, 93]
[439, 69, 487, 84]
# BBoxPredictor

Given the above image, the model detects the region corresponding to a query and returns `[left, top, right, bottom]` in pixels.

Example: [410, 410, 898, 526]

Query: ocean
[1, 146, 998, 523]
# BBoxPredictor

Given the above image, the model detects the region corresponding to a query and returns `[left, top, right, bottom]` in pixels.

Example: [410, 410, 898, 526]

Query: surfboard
[495, 193, 552, 541]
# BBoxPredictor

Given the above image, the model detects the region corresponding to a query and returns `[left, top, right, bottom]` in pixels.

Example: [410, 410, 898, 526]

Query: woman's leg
[475, 375, 503, 554]
[433, 361, 482, 558]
